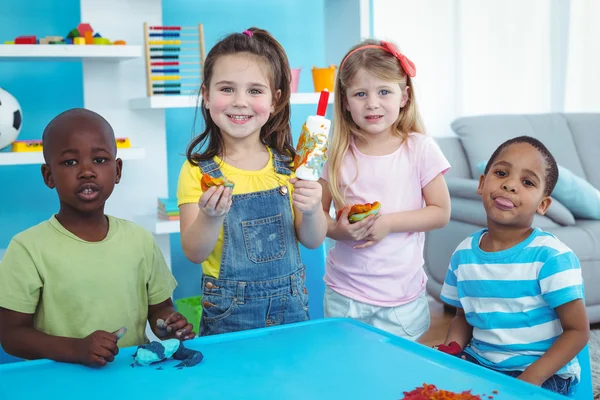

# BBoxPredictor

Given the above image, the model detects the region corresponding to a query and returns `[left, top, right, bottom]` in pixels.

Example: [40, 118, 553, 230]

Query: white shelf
[135, 214, 180, 235]
[0, 147, 145, 166]
[129, 92, 335, 109]
[0, 45, 142, 61]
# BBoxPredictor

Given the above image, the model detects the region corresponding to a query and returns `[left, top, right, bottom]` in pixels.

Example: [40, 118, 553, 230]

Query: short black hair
[484, 136, 559, 196]
[42, 108, 115, 162]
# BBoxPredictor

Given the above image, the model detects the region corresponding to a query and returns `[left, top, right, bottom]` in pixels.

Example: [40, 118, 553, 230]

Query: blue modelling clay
[132, 339, 203, 368]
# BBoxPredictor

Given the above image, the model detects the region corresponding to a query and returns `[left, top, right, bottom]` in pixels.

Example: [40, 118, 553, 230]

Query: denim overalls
[198, 148, 310, 336]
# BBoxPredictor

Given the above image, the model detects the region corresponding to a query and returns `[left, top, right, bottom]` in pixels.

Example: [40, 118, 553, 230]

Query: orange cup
[312, 65, 337, 92]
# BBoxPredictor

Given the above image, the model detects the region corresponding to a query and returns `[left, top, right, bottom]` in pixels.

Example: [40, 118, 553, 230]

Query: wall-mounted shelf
[0, 147, 145, 166]
[129, 92, 335, 109]
[135, 214, 179, 235]
[0, 45, 142, 61]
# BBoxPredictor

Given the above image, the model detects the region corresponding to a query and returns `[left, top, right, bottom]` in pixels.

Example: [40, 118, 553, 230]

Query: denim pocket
[202, 294, 237, 323]
[296, 273, 309, 311]
[241, 214, 286, 263]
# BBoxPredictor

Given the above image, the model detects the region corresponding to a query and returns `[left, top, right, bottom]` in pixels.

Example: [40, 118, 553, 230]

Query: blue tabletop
[0, 318, 564, 400]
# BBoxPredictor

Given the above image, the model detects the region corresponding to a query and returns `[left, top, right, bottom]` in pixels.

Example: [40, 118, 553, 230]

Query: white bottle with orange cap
[294, 90, 331, 181]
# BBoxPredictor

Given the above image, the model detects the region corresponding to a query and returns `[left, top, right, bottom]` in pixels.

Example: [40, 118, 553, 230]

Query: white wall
[80, 0, 167, 221]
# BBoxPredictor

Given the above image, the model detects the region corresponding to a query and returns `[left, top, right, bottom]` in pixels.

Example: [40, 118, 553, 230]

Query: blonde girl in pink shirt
[319, 39, 451, 340]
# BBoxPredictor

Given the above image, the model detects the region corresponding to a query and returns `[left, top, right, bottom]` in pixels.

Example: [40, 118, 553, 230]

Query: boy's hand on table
[156, 312, 196, 341]
[75, 330, 119, 367]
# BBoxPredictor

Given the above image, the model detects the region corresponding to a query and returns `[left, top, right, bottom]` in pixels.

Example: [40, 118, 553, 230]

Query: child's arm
[356, 173, 450, 248]
[291, 178, 327, 249]
[442, 307, 473, 350]
[517, 299, 589, 386]
[318, 178, 378, 242]
[148, 298, 195, 340]
[0, 307, 119, 366]
[180, 186, 232, 263]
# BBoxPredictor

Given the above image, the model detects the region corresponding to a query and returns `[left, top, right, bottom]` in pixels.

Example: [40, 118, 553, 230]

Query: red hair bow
[380, 41, 416, 77]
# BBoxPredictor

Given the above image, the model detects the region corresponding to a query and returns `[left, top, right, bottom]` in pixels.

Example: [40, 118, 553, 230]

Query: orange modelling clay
[200, 173, 235, 192]
[336, 202, 381, 223]
[401, 383, 484, 400]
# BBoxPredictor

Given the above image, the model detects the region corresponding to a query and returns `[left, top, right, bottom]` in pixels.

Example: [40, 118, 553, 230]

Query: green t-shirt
[0, 215, 177, 348]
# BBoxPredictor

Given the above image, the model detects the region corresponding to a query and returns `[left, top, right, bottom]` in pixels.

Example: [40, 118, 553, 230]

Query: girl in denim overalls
[177, 27, 328, 336]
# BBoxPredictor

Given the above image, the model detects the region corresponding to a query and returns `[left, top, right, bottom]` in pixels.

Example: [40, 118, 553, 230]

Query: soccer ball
[0, 88, 23, 150]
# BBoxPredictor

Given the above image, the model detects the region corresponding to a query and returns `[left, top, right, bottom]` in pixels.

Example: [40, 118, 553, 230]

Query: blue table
[0, 319, 565, 400]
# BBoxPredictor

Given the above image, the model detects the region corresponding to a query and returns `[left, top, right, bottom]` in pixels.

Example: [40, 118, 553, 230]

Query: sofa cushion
[447, 177, 576, 226]
[451, 114, 587, 180]
[433, 136, 471, 179]
[543, 221, 600, 263]
[564, 114, 600, 191]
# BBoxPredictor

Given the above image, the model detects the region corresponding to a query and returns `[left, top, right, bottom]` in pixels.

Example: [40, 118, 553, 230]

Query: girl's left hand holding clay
[354, 214, 391, 249]
[290, 178, 323, 215]
[156, 312, 196, 341]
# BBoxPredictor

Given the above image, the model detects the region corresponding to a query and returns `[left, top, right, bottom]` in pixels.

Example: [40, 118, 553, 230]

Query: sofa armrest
[450, 197, 488, 226]
[447, 177, 479, 200]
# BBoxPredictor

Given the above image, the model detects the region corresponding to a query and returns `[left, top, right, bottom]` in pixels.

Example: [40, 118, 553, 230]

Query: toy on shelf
[6, 23, 126, 46]
[294, 90, 330, 181]
[142, 23, 206, 97]
[0, 88, 23, 150]
[10, 138, 132, 152]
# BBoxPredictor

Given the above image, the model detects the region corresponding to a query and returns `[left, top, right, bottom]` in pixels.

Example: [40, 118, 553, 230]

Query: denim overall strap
[197, 158, 223, 178]
[271, 148, 293, 176]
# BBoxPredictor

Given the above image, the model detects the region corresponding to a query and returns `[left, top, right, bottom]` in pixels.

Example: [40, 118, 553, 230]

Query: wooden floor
[419, 297, 454, 346]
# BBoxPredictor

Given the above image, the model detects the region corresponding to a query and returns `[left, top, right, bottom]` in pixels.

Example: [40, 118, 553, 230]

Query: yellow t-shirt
[0, 216, 177, 349]
[177, 147, 295, 278]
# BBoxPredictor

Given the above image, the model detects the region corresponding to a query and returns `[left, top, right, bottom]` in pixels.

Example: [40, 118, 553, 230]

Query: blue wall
[0, 0, 83, 249]
[163, 0, 329, 318]
[0, 0, 83, 364]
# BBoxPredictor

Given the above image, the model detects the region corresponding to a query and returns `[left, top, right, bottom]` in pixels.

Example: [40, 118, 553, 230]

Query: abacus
[143, 23, 206, 97]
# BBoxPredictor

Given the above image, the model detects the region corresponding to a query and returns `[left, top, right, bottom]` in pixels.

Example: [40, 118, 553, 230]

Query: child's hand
[433, 341, 462, 356]
[75, 330, 119, 367]
[156, 312, 196, 341]
[333, 206, 379, 242]
[291, 178, 322, 215]
[354, 214, 391, 249]
[198, 185, 232, 219]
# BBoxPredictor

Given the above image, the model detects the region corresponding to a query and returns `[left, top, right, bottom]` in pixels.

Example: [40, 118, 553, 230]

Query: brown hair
[186, 27, 295, 165]
[328, 39, 425, 208]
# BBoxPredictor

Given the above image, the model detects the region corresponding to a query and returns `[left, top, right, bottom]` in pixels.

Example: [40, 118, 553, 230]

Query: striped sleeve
[538, 251, 584, 309]
[440, 255, 462, 308]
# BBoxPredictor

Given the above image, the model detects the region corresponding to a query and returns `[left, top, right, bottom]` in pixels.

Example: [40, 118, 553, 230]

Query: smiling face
[202, 53, 279, 144]
[41, 111, 122, 215]
[477, 142, 552, 228]
[344, 68, 408, 138]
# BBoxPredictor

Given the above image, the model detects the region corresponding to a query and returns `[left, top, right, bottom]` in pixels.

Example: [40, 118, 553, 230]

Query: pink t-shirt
[322, 133, 450, 307]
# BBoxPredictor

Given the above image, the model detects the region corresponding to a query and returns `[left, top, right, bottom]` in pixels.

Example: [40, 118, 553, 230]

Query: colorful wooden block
[77, 23, 93, 36]
[93, 33, 102, 38]
[113, 40, 126, 45]
[15, 36, 37, 44]
[74, 37, 86, 45]
[3, 41, 15, 44]
[67, 28, 80, 39]
[84, 31, 94, 45]
[93, 37, 110, 45]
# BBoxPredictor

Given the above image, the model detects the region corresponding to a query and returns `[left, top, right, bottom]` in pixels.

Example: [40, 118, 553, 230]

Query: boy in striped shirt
[439, 136, 589, 395]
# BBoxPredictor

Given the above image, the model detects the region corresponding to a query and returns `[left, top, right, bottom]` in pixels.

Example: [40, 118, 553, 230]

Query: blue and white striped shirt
[440, 228, 583, 381]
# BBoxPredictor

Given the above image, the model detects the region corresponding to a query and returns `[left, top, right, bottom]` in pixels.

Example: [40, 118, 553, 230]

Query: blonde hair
[327, 39, 426, 209]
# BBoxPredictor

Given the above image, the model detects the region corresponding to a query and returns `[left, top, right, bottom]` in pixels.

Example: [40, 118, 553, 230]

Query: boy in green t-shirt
[0, 108, 195, 367]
